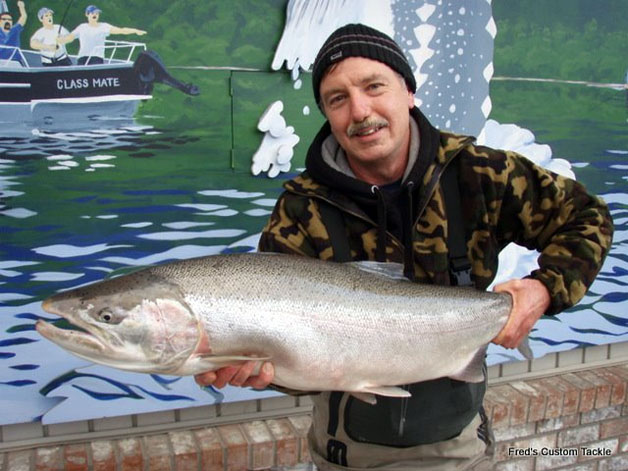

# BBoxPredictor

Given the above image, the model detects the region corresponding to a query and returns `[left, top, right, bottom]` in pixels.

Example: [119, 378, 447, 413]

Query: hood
[305, 107, 442, 203]
[292, 107, 475, 278]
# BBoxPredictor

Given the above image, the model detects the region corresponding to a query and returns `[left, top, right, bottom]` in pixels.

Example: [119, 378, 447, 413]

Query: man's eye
[367, 83, 384, 92]
[328, 95, 345, 107]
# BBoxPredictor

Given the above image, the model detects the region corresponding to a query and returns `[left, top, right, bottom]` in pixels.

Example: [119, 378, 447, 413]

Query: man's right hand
[194, 361, 274, 390]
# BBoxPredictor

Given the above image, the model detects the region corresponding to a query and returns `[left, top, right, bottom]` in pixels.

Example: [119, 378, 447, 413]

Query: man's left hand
[492, 278, 551, 349]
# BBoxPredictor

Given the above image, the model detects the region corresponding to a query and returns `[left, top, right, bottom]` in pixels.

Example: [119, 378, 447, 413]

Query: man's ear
[407, 89, 415, 109]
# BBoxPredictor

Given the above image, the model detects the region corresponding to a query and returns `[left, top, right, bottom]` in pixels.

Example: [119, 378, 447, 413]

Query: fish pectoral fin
[176, 354, 271, 376]
[449, 346, 487, 383]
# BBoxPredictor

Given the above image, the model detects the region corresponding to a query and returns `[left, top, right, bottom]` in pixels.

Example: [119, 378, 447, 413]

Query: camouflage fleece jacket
[259, 107, 613, 315]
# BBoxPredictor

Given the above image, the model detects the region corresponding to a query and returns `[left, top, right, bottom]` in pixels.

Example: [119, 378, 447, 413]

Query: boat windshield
[0, 44, 27, 67]
[91, 40, 147, 65]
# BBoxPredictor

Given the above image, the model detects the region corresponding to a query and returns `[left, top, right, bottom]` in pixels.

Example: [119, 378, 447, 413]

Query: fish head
[36, 271, 202, 374]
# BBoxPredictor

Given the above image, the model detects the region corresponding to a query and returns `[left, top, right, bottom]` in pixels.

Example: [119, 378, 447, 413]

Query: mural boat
[0, 40, 198, 131]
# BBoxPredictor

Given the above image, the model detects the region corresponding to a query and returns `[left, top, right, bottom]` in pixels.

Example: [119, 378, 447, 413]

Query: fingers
[193, 361, 274, 391]
[194, 370, 217, 388]
[492, 278, 550, 350]
[243, 362, 274, 389]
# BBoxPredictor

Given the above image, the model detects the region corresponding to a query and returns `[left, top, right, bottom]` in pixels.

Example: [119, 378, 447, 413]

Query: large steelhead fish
[37, 253, 521, 400]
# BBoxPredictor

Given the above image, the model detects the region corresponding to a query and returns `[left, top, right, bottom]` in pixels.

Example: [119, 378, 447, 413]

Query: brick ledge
[2, 363, 628, 470]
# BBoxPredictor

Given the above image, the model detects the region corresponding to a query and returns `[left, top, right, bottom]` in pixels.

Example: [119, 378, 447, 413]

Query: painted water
[1, 0, 627, 426]
[1, 78, 626, 425]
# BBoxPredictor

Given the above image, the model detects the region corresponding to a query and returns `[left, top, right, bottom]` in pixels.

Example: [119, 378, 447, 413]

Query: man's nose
[348, 92, 371, 123]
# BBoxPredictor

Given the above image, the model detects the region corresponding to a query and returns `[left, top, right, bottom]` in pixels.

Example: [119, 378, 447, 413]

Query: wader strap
[319, 202, 352, 263]
[326, 392, 348, 465]
[318, 203, 350, 464]
[442, 161, 473, 287]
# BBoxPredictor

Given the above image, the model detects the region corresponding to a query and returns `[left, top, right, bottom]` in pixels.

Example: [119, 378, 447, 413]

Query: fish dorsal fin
[347, 261, 408, 281]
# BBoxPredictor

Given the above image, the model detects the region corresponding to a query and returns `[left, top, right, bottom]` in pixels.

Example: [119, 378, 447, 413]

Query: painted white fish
[36, 253, 525, 401]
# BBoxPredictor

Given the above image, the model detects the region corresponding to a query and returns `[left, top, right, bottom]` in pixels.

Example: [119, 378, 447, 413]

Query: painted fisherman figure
[30, 7, 71, 66]
[0, 0, 26, 62]
[58, 4, 146, 65]
[195, 24, 613, 470]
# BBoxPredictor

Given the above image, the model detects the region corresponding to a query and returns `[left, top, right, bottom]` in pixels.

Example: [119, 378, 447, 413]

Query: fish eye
[98, 308, 120, 324]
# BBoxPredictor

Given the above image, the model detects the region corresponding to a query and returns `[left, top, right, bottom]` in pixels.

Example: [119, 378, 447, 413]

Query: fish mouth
[36, 319, 106, 353]
[37, 299, 106, 354]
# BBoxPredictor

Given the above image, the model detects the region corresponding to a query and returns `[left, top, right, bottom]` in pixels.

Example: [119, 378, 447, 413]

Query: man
[58, 5, 146, 65]
[0, 0, 26, 62]
[196, 24, 613, 470]
[30, 7, 71, 66]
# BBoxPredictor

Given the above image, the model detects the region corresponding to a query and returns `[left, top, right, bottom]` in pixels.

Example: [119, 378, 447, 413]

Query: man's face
[1, 15, 12, 32]
[41, 12, 54, 27]
[86, 11, 100, 22]
[319, 57, 415, 176]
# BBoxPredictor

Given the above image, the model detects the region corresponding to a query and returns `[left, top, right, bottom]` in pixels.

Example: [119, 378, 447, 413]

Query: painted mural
[0, 0, 626, 426]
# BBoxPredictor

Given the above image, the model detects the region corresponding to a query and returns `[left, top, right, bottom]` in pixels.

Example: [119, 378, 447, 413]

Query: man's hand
[194, 361, 274, 390]
[492, 278, 551, 349]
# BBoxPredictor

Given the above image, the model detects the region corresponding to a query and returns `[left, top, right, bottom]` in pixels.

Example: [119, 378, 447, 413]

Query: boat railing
[91, 40, 147, 65]
[0, 44, 27, 68]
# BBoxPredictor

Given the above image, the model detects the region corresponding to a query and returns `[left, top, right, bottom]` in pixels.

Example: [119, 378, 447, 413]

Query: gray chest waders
[318, 160, 489, 457]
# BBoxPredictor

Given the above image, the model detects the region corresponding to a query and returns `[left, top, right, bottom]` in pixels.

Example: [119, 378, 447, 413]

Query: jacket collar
[290, 107, 474, 202]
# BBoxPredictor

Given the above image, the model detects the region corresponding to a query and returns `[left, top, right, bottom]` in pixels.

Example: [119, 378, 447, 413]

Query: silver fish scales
[37, 253, 518, 400]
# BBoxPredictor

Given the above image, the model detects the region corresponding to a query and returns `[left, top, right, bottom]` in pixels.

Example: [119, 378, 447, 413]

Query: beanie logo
[330, 51, 343, 62]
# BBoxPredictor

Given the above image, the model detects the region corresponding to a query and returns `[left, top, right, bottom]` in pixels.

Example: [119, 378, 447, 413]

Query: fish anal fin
[351, 385, 412, 405]
[351, 392, 378, 405]
[449, 346, 487, 383]
[174, 354, 271, 376]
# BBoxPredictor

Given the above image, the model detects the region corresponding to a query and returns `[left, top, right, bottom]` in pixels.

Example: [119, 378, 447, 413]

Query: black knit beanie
[311, 23, 417, 107]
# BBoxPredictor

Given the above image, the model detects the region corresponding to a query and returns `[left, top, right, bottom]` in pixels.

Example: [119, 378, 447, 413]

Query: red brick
[600, 416, 628, 439]
[510, 381, 547, 422]
[267, 418, 299, 467]
[543, 376, 581, 416]
[117, 437, 144, 471]
[490, 384, 530, 425]
[218, 424, 248, 471]
[288, 415, 312, 462]
[64, 444, 89, 471]
[194, 427, 225, 471]
[528, 379, 563, 419]
[482, 396, 495, 424]
[561, 373, 597, 413]
[7, 450, 33, 471]
[608, 364, 628, 381]
[557, 424, 600, 448]
[35, 446, 63, 471]
[144, 434, 172, 471]
[169, 430, 199, 471]
[483, 388, 512, 427]
[91, 440, 116, 471]
[596, 368, 627, 406]
[242, 421, 274, 470]
[579, 370, 612, 409]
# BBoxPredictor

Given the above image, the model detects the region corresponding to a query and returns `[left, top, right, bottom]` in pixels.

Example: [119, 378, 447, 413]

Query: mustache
[347, 118, 389, 137]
